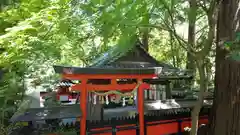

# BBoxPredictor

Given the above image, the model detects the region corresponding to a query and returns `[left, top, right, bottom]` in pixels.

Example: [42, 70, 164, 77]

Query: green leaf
[230, 51, 240, 61]
[59, 20, 69, 33]
[236, 32, 240, 42]
[224, 41, 232, 47]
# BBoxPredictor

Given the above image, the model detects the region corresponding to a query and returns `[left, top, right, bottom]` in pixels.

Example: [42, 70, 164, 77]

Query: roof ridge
[90, 37, 138, 67]
[106, 40, 140, 65]
[136, 42, 177, 69]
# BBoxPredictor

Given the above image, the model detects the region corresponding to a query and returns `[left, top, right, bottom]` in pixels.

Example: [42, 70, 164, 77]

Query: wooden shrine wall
[88, 116, 208, 135]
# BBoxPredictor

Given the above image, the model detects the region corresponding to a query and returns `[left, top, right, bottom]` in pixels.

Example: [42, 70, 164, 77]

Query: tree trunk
[209, 60, 240, 135]
[141, 15, 150, 99]
[170, 0, 176, 68]
[186, 0, 197, 86]
[170, 30, 176, 67]
[207, 0, 240, 135]
[190, 60, 206, 135]
[141, 11, 149, 51]
[205, 58, 212, 89]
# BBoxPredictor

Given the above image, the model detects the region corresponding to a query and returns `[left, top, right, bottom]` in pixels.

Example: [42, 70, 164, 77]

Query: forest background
[0, 0, 239, 135]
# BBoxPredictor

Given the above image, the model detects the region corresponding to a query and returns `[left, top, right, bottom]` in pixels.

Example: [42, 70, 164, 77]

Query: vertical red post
[137, 80, 145, 135]
[80, 79, 87, 135]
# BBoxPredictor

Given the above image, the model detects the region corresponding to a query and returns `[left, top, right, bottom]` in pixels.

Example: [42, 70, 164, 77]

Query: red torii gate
[54, 66, 161, 135]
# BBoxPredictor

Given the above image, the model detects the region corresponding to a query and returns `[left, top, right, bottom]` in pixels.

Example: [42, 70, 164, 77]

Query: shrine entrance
[53, 39, 193, 135]
[54, 65, 162, 135]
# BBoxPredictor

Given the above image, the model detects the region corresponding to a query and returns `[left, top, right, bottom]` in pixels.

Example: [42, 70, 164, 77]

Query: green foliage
[0, 0, 215, 129]
[223, 32, 240, 60]
[0, 0, 74, 124]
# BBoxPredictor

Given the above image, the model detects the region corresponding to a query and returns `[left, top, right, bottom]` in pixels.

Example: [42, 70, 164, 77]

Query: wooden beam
[70, 83, 150, 91]
[63, 74, 156, 80]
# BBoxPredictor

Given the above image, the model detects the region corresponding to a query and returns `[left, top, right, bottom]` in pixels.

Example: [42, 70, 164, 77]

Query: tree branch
[196, 13, 206, 20]
[159, 1, 197, 56]
[197, 0, 208, 13]
[132, 23, 195, 56]
[196, 25, 208, 35]
[197, 0, 221, 57]
[197, 30, 208, 41]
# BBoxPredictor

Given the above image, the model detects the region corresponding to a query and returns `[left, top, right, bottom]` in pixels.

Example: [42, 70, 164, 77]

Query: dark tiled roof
[90, 40, 176, 70]
[89, 39, 192, 78]
[53, 38, 192, 79]
[90, 38, 138, 67]
[53, 65, 162, 75]
[10, 104, 81, 122]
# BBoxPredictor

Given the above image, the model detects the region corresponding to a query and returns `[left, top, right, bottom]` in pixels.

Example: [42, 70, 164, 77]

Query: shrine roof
[90, 40, 176, 69]
[88, 39, 193, 79]
[54, 38, 192, 79]
[10, 104, 82, 122]
[53, 65, 162, 75]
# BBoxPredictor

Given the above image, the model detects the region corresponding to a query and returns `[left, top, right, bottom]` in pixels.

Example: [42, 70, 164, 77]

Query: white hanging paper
[105, 95, 109, 105]
[134, 92, 137, 104]
[134, 92, 137, 100]
[122, 97, 126, 106]
[93, 94, 97, 105]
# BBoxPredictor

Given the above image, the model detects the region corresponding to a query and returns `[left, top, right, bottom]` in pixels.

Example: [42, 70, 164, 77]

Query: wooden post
[166, 81, 172, 99]
[137, 80, 145, 135]
[156, 85, 162, 100]
[111, 117, 117, 135]
[177, 119, 182, 135]
[146, 90, 150, 100]
[80, 79, 87, 135]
